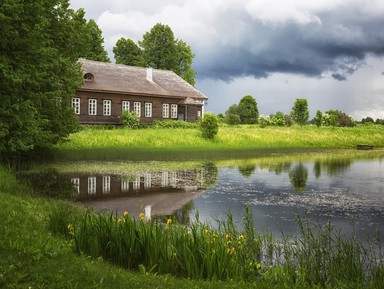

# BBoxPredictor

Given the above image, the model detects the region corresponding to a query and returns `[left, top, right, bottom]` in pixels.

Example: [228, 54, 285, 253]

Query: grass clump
[51, 204, 384, 288]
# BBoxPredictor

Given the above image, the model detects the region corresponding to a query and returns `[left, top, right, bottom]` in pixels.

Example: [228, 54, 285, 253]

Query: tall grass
[54, 125, 384, 161]
[50, 205, 384, 287]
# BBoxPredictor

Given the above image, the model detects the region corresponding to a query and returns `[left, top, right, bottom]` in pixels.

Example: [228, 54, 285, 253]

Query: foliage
[81, 19, 110, 62]
[291, 99, 310, 126]
[314, 110, 323, 127]
[113, 38, 146, 66]
[0, 0, 94, 157]
[174, 39, 196, 86]
[270, 112, 285, 126]
[224, 104, 240, 125]
[237, 95, 259, 124]
[120, 110, 140, 129]
[322, 110, 356, 127]
[199, 113, 219, 139]
[362, 116, 375, 123]
[152, 120, 198, 129]
[258, 115, 271, 128]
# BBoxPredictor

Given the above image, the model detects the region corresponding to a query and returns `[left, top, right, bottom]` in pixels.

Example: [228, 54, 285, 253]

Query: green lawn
[54, 125, 384, 161]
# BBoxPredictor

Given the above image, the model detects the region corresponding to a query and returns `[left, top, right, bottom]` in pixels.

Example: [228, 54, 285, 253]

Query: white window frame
[134, 102, 141, 117]
[103, 100, 111, 116]
[162, 104, 169, 118]
[121, 177, 129, 192]
[71, 178, 80, 194]
[197, 110, 201, 118]
[145, 102, 152, 118]
[102, 176, 111, 194]
[122, 101, 130, 113]
[88, 99, 97, 115]
[171, 104, 178, 119]
[72, 98, 80, 115]
[88, 177, 96, 195]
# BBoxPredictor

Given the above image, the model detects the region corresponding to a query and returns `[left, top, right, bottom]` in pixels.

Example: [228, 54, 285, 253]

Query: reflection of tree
[314, 161, 321, 179]
[17, 169, 76, 199]
[238, 165, 255, 178]
[322, 159, 352, 176]
[289, 163, 308, 192]
[201, 162, 218, 188]
[271, 162, 291, 175]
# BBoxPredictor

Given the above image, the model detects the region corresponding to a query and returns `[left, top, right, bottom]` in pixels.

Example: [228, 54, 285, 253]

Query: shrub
[258, 115, 270, 128]
[225, 114, 241, 125]
[120, 111, 140, 129]
[199, 113, 218, 139]
[270, 112, 285, 126]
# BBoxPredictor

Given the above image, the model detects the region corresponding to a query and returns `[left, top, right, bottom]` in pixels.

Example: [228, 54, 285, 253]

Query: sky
[69, 0, 384, 120]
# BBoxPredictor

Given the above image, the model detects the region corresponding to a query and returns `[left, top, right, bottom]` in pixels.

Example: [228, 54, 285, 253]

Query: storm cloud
[70, 0, 384, 119]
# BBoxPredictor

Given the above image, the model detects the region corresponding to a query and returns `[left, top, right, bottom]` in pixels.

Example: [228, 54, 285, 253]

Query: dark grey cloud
[194, 11, 384, 82]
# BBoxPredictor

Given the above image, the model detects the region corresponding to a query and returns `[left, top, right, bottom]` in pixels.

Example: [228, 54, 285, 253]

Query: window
[72, 98, 80, 115]
[102, 176, 111, 194]
[103, 100, 111, 116]
[134, 102, 141, 117]
[88, 99, 97, 115]
[84, 73, 95, 81]
[171, 104, 178, 118]
[71, 178, 80, 194]
[88, 177, 96, 195]
[145, 102, 152, 117]
[162, 104, 169, 118]
[121, 177, 129, 192]
[197, 110, 201, 118]
[122, 101, 130, 112]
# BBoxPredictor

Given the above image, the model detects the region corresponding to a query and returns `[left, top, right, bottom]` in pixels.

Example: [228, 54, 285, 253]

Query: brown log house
[72, 59, 208, 125]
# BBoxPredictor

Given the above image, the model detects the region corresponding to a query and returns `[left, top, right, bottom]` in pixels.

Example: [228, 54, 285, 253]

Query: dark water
[18, 156, 384, 240]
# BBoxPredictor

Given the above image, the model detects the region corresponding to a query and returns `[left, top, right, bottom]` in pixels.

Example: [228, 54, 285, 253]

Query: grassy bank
[54, 125, 384, 161]
[1, 165, 383, 288]
[0, 166, 278, 289]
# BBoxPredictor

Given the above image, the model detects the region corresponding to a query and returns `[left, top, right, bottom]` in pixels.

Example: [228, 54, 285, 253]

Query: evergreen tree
[82, 19, 110, 62]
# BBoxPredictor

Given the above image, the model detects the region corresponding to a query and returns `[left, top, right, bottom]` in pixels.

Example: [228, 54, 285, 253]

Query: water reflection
[289, 163, 308, 192]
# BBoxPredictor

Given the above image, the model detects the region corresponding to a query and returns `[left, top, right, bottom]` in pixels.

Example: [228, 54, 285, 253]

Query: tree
[139, 23, 178, 71]
[113, 38, 145, 66]
[127, 23, 196, 85]
[314, 110, 323, 127]
[271, 111, 285, 126]
[174, 39, 196, 86]
[0, 0, 89, 157]
[82, 19, 110, 62]
[291, 98, 309, 126]
[237, 95, 259, 124]
[200, 113, 219, 139]
[224, 104, 240, 125]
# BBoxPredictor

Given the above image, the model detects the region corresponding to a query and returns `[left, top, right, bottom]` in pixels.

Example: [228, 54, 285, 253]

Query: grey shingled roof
[78, 59, 208, 100]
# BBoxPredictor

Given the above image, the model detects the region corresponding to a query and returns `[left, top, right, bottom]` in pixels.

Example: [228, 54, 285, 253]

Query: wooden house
[72, 59, 208, 125]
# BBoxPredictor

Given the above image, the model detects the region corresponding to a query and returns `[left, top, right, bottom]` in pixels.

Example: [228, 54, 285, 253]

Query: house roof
[78, 59, 208, 101]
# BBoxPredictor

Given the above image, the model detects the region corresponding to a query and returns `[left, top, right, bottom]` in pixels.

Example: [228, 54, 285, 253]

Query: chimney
[146, 67, 153, 81]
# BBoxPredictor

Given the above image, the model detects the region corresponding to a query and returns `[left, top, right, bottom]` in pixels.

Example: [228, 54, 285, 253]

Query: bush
[199, 113, 219, 139]
[258, 115, 270, 128]
[225, 114, 241, 125]
[120, 111, 140, 129]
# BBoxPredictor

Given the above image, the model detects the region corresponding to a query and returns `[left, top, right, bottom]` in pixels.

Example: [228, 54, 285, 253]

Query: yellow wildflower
[140, 213, 145, 220]
[146, 216, 151, 221]
[67, 224, 74, 236]
[123, 211, 129, 217]
[238, 234, 245, 241]
[224, 233, 231, 240]
[167, 218, 173, 226]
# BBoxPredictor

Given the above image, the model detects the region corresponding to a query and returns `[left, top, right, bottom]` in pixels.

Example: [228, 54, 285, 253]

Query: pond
[18, 153, 384, 241]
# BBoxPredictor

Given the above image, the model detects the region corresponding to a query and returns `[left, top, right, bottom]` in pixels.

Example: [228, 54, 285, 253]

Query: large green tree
[114, 23, 196, 85]
[291, 98, 310, 126]
[113, 38, 145, 66]
[0, 0, 89, 157]
[237, 95, 259, 124]
[82, 19, 110, 62]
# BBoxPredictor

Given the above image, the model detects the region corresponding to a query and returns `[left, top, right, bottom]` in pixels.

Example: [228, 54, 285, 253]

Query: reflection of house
[70, 170, 204, 200]
[72, 59, 208, 125]
[70, 169, 205, 218]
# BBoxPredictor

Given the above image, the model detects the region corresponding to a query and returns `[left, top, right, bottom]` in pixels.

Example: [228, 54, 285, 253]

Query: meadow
[54, 124, 384, 161]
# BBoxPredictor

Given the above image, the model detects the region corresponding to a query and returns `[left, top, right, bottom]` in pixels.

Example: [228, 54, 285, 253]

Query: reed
[51, 204, 384, 287]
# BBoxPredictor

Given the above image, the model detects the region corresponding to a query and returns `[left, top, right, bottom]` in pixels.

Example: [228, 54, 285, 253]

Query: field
[54, 124, 384, 161]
